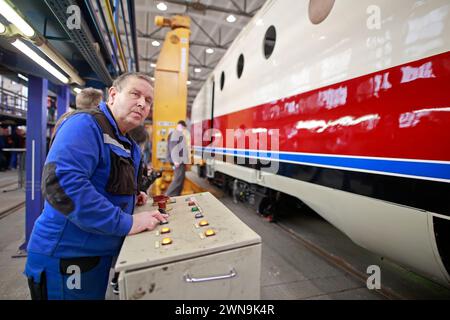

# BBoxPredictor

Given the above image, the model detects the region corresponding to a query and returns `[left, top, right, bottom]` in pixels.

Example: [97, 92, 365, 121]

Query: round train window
[263, 26, 276, 59]
[237, 54, 244, 79]
[309, 0, 335, 24]
[220, 71, 225, 91]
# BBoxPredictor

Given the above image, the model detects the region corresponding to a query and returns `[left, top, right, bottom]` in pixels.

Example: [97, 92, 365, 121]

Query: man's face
[108, 77, 153, 133]
[176, 124, 184, 132]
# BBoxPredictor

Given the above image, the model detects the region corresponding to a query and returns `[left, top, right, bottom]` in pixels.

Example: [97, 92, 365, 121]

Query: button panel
[152, 193, 220, 250]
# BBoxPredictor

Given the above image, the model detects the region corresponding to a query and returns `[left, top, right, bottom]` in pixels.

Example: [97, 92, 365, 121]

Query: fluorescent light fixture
[152, 40, 160, 47]
[205, 48, 214, 54]
[150, 63, 156, 68]
[187, 80, 191, 85]
[12, 39, 69, 84]
[157, 2, 167, 11]
[194, 68, 201, 73]
[37, 42, 84, 85]
[73, 87, 82, 94]
[0, 0, 35, 37]
[226, 15, 236, 23]
[18, 73, 28, 81]
[0, 22, 5, 34]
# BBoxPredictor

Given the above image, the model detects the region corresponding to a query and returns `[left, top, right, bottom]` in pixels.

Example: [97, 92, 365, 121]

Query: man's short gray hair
[112, 72, 153, 91]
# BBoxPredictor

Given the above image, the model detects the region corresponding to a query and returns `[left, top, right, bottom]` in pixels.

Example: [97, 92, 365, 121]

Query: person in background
[142, 134, 152, 168]
[51, 88, 104, 142]
[24, 72, 167, 300]
[75, 87, 103, 110]
[47, 97, 56, 123]
[165, 120, 190, 197]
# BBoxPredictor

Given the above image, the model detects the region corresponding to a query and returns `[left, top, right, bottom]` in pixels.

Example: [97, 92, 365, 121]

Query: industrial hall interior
[0, 0, 449, 301]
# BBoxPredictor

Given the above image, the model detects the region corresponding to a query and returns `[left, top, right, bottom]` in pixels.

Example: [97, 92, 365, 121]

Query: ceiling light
[73, 87, 82, 94]
[12, 39, 69, 84]
[18, 73, 28, 82]
[194, 68, 201, 73]
[37, 42, 84, 85]
[156, 2, 167, 11]
[152, 40, 160, 47]
[0, 0, 35, 37]
[205, 48, 214, 54]
[187, 80, 191, 85]
[226, 15, 236, 23]
[150, 63, 156, 68]
[0, 22, 5, 34]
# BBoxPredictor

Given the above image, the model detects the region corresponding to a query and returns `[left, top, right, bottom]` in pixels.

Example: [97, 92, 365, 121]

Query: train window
[263, 26, 276, 59]
[309, 0, 335, 24]
[237, 54, 244, 79]
[220, 71, 225, 91]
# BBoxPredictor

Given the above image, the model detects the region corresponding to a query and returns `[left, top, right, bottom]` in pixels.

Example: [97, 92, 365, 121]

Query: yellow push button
[199, 220, 209, 227]
[205, 229, 215, 237]
[161, 227, 170, 234]
[161, 237, 172, 245]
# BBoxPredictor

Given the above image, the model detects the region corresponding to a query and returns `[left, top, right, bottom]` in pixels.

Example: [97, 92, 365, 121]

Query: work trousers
[24, 252, 112, 300]
[166, 163, 185, 196]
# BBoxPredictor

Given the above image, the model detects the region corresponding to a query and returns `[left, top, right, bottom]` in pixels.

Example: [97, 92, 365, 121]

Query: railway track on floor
[0, 201, 25, 220]
[274, 221, 405, 300]
[0, 182, 25, 220]
[0, 181, 17, 190]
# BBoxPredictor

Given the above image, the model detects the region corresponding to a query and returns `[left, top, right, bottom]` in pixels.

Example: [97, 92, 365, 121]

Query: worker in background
[165, 120, 190, 196]
[0, 127, 9, 171]
[24, 72, 168, 300]
[75, 87, 103, 110]
[51, 88, 104, 143]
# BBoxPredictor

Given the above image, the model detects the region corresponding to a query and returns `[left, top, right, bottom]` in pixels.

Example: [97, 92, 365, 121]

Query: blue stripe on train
[194, 146, 450, 182]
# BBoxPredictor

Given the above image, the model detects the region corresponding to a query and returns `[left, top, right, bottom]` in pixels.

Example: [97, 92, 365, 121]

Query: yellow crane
[151, 15, 202, 195]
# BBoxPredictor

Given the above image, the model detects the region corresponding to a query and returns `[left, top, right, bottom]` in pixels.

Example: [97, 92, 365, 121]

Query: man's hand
[136, 191, 148, 206]
[128, 210, 169, 235]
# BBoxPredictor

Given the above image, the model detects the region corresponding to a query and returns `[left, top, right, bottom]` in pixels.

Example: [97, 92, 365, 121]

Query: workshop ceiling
[129, 0, 266, 113]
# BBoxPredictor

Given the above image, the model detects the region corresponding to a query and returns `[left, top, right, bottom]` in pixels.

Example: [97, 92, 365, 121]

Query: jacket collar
[99, 101, 132, 146]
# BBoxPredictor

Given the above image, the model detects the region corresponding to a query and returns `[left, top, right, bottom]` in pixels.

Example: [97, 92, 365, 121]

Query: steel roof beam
[44, 0, 113, 85]
[139, 57, 213, 70]
[132, 34, 228, 51]
[162, 0, 253, 18]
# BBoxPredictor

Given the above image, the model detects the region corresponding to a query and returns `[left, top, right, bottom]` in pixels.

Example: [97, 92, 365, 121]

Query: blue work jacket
[27, 102, 139, 258]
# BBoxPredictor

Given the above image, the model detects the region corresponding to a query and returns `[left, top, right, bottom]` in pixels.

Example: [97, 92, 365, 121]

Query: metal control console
[115, 192, 262, 300]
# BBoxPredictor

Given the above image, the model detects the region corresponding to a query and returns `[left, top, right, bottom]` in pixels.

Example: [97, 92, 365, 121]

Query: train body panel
[190, 0, 450, 285]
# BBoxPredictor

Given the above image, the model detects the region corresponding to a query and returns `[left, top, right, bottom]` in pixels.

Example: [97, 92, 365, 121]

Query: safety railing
[0, 87, 28, 119]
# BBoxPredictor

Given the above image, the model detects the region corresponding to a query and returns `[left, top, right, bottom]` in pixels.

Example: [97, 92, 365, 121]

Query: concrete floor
[0, 204, 29, 299]
[219, 196, 384, 300]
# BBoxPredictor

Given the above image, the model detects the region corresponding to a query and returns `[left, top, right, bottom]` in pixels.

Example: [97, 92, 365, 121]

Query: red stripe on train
[192, 51, 450, 161]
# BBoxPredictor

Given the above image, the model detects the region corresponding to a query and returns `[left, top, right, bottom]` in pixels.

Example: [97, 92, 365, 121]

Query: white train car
[190, 0, 450, 286]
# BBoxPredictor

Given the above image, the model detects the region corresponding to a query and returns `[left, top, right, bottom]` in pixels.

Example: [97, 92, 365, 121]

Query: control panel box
[115, 192, 262, 300]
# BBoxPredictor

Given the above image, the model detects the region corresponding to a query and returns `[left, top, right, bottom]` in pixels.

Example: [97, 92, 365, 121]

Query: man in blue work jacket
[24, 72, 168, 300]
